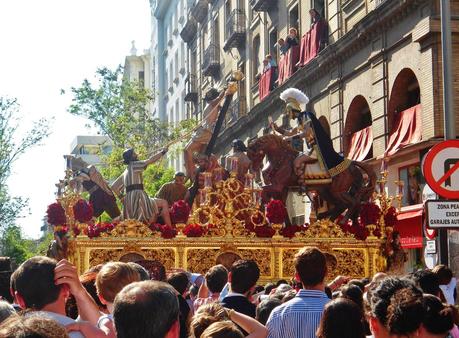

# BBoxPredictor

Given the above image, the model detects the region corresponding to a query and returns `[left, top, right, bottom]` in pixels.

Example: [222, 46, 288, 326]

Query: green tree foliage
[66, 66, 196, 199]
[0, 98, 51, 230]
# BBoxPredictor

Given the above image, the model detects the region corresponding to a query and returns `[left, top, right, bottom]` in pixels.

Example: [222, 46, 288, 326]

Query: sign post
[423, 140, 459, 265]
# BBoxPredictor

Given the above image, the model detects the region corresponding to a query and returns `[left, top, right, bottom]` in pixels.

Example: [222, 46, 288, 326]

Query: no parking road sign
[423, 140, 459, 199]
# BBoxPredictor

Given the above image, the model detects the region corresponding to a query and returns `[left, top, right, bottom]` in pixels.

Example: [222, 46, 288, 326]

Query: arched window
[385, 69, 422, 157]
[344, 95, 373, 161]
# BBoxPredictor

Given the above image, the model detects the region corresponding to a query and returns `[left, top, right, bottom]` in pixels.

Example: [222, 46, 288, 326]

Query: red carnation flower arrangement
[359, 202, 381, 226]
[170, 200, 191, 224]
[254, 225, 276, 238]
[73, 199, 93, 223]
[384, 206, 398, 228]
[87, 222, 116, 238]
[266, 200, 287, 224]
[46, 202, 66, 226]
[183, 223, 206, 237]
[149, 223, 177, 239]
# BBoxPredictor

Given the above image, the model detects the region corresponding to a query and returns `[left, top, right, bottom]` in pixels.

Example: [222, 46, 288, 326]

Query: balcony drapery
[277, 45, 300, 85]
[298, 19, 328, 67]
[385, 104, 422, 157]
[346, 126, 373, 161]
[259, 68, 275, 101]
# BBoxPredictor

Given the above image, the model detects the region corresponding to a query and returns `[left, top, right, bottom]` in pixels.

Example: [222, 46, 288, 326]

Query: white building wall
[151, 0, 190, 172]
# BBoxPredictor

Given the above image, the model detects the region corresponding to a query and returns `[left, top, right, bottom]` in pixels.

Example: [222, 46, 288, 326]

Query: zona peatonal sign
[422, 140, 459, 199]
[425, 200, 459, 228]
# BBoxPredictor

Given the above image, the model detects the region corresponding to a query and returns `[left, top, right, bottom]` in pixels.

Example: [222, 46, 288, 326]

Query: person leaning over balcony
[276, 38, 289, 55]
[285, 28, 299, 49]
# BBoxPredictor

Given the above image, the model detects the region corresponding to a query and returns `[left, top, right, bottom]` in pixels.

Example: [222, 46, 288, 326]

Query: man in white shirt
[433, 264, 457, 305]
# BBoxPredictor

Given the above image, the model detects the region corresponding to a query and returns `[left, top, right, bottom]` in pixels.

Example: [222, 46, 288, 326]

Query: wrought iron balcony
[223, 9, 246, 52]
[190, 0, 208, 24]
[180, 16, 197, 43]
[250, 0, 277, 12]
[202, 43, 220, 77]
[225, 96, 247, 128]
[184, 74, 198, 102]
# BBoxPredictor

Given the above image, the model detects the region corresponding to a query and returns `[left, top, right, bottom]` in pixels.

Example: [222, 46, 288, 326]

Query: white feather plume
[280, 88, 309, 105]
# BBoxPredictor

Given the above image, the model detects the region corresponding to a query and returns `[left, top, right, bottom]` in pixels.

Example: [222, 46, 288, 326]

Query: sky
[0, 0, 151, 238]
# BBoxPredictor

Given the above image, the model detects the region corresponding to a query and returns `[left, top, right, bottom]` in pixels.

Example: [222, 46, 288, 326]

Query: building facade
[70, 135, 113, 166]
[123, 42, 154, 115]
[151, 0, 192, 171]
[180, 0, 459, 272]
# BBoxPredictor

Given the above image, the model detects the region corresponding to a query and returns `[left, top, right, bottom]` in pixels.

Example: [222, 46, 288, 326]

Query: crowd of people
[0, 247, 457, 338]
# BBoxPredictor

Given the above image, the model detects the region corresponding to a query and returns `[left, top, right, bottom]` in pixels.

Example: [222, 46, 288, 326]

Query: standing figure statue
[111, 148, 172, 225]
[184, 89, 226, 180]
[225, 139, 252, 182]
[65, 155, 121, 219]
[155, 171, 189, 206]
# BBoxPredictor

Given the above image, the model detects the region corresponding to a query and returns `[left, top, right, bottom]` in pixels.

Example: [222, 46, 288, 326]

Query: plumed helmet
[122, 148, 135, 164]
[232, 139, 247, 152]
[280, 88, 309, 119]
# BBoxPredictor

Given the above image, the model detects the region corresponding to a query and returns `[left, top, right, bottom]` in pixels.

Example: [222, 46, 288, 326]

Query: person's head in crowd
[96, 262, 141, 313]
[190, 302, 229, 338]
[200, 320, 244, 338]
[271, 283, 292, 301]
[12, 256, 66, 313]
[367, 277, 423, 338]
[316, 298, 365, 338]
[410, 269, 441, 297]
[420, 294, 456, 338]
[256, 298, 282, 325]
[432, 265, 454, 286]
[81, 270, 108, 312]
[254, 285, 264, 294]
[135, 259, 167, 281]
[189, 284, 199, 300]
[127, 262, 150, 281]
[340, 284, 364, 310]
[282, 289, 297, 303]
[276, 279, 288, 287]
[167, 271, 190, 296]
[206, 265, 228, 295]
[294, 247, 327, 289]
[289, 27, 298, 37]
[0, 314, 69, 338]
[361, 277, 370, 286]
[0, 300, 16, 324]
[348, 279, 365, 292]
[113, 281, 179, 338]
[229, 260, 260, 296]
[264, 283, 275, 295]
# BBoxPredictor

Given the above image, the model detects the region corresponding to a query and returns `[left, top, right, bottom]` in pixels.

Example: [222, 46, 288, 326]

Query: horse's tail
[353, 161, 377, 202]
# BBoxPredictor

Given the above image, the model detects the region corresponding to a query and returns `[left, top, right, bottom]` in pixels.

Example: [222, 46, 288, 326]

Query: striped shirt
[266, 289, 329, 338]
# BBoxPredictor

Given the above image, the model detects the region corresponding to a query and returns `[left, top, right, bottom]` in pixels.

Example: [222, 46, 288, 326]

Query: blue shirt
[266, 289, 330, 338]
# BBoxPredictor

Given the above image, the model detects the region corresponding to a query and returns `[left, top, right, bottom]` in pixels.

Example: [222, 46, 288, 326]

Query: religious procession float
[45, 72, 407, 283]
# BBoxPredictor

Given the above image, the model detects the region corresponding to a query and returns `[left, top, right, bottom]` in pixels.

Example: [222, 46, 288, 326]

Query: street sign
[425, 240, 437, 254]
[423, 140, 459, 199]
[422, 184, 438, 202]
[425, 200, 459, 228]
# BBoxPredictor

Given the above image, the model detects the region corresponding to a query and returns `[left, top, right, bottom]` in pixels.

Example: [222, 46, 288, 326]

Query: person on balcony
[111, 148, 172, 226]
[266, 54, 277, 68]
[285, 28, 299, 49]
[309, 9, 328, 52]
[276, 38, 289, 55]
[183, 89, 226, 181]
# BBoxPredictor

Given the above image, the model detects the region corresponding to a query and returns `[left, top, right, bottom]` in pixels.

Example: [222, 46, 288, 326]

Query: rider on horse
[276, 88, 352, 185]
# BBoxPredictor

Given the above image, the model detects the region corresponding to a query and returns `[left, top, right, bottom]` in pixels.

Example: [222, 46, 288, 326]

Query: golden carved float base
[68, 219, 386, 283]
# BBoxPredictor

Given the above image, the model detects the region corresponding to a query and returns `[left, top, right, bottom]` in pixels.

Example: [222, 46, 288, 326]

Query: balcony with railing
[223, 9, 247, 51]
[250, 0, 277, 12]
[224, 96, 247, 128]
[184, 74, 198, 102]
[190, 0, 208, 23]
[180, 16, 198, 43]
[202, 43, 220, 77]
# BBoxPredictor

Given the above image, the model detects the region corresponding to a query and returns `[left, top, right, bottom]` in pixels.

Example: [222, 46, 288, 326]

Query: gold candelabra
[188, 161, 267, 238]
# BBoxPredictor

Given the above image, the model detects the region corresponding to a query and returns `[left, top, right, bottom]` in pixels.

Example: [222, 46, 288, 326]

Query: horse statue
[247, 133, 376, 225]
